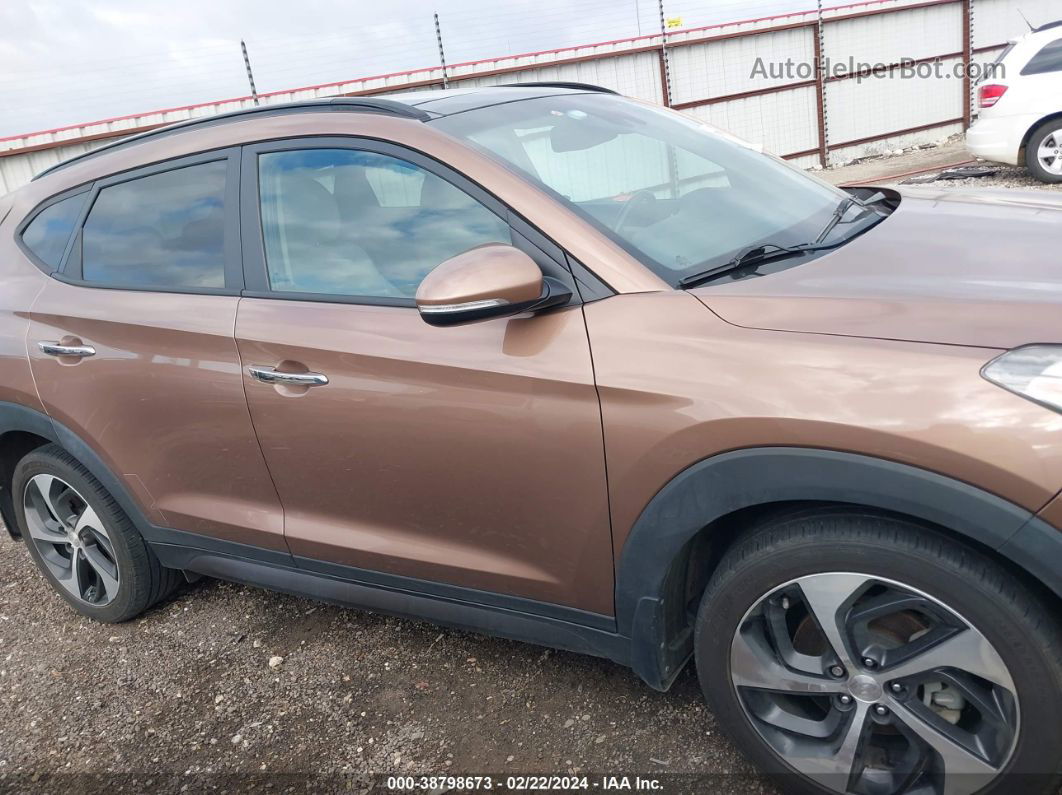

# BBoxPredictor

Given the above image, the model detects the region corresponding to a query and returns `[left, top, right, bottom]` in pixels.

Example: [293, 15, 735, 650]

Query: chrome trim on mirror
[419, 298, 511, 315]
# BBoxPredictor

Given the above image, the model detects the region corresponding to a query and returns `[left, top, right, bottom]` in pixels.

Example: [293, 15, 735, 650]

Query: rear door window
[1022, 38, 1062, 75]
[81, 160, 228, 289]
[21, 193, 87, 268]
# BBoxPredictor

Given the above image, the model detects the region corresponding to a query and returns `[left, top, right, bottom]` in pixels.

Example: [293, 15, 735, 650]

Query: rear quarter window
[1022, 38, 1062, 75]
[20, 193, 87, 268]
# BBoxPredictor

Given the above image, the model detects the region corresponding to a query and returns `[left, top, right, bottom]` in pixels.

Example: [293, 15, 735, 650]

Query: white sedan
[967, 21, 1062, 183]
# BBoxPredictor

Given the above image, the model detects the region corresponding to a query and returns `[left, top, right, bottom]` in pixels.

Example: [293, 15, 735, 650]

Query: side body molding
[616, 447, 1059, 691]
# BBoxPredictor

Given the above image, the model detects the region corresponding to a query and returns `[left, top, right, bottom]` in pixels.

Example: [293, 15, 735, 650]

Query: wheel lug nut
[874, 704, 889, 716]
[829, 665, 845, 678]
[863, 657, 876, 668]
[890, 682, 903, 693]
[839, 694, 852, 705]
[780, 596, 790, 610]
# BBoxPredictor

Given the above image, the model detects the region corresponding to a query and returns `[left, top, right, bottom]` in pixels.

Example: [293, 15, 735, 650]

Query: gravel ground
[0, 530, 774, 794]
[818, 134, 1062, 192]
[896, 163, 1062, 192]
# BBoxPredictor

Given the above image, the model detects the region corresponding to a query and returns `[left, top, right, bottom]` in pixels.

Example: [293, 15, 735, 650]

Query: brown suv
[2, 85, 1061, 795]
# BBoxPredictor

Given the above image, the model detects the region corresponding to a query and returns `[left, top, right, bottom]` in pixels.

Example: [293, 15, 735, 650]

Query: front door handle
[248, 365, 329, 387]
[38, 341, 96, 358]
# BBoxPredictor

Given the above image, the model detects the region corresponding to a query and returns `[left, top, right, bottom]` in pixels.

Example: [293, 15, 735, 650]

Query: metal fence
[0, 0, 1055, 193]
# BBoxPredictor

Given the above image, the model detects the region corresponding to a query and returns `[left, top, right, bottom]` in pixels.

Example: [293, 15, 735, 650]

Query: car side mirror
[416, 244, 572, 327]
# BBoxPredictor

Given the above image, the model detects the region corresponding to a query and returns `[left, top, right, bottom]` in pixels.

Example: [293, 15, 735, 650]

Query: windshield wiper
[678, 242, 832, 288]
[815, 196, 859, 244]
[815, 191, 888, 244]
[679, 193, 891, 289]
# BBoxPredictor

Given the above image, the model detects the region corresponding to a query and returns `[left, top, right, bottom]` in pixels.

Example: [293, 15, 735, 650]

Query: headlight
[982, 345, 1062, 413]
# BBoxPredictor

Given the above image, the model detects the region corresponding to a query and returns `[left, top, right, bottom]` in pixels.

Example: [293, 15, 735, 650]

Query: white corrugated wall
[0, 0, 1050, 192]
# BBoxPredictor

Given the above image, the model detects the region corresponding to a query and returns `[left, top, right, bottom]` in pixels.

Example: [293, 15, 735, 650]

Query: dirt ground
[0, 529, 775, 794]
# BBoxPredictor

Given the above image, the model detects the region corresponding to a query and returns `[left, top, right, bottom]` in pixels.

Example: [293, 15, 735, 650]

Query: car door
[26, 150, 286, 551]
[235, 139, 614, 616]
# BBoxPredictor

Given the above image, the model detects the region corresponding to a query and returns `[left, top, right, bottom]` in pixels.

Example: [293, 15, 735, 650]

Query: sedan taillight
[978, 84, 1008, 108]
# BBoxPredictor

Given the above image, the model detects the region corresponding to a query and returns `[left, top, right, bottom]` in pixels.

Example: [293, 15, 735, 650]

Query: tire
[1024, 120, 1062, 184]
[12, 443, 181, 623]
[694, 507, 1062, 795]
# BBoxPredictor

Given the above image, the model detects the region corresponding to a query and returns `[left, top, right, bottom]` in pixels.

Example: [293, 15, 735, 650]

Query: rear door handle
[38, 341, 96, 358]
[248, 365, 329, 387]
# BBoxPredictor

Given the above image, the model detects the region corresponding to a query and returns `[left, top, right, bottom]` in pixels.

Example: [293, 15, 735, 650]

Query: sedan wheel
[731, 573, 1017, 794]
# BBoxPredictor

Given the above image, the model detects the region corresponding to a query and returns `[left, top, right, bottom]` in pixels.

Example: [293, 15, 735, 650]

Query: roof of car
[389, 83, 616, 113]
[1013, 20, 1062, 45]
[33, 83, 618, 181]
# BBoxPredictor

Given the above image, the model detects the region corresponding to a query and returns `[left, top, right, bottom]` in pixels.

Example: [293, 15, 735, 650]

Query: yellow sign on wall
[665, 16, 683, 29]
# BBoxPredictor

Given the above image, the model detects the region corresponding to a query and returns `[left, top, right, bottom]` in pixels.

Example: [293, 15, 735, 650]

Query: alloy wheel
[22, 474, 120, 607]
[1037, 129, 1062, 176]
[730, 572, 1018, 795]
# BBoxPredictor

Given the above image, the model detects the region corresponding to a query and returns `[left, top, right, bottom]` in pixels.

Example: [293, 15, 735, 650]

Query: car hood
[691, 187, 1062, 349]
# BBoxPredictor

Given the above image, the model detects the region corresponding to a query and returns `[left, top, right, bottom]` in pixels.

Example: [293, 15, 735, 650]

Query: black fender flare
[616, 447, 1062, 690]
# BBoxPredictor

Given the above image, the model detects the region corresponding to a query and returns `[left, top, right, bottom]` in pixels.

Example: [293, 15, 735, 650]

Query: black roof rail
[34, 97, 431, 181]
[500, 81, 619, 95]
[1034, 19, 1062, 32]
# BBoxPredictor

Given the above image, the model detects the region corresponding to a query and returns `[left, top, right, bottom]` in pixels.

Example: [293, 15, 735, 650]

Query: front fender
[617, 447, 1060, 690]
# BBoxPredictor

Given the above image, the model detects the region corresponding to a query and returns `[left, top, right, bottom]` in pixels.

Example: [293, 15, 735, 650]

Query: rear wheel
[13, 444, 180, 623]
[1025, 121, 1062, 183]
[694, 509, 1062, 795]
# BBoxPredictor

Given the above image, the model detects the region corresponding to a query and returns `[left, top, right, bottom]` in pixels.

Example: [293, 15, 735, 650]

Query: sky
[0, 0, 819, 138]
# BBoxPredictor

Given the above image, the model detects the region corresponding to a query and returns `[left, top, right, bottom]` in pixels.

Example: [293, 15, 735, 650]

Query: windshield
[431, 94, 849, 286]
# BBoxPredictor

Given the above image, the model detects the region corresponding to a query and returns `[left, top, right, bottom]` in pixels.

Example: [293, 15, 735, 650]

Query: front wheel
[694, 509, 1062, 795]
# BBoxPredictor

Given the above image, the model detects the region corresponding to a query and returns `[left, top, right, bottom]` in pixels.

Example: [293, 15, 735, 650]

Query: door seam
[579, 303, 618, 609]
[232, 296, 292, 557]
[23, 279, 51, 415]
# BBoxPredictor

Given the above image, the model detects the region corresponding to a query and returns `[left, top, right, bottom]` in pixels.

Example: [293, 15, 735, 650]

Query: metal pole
[657, 0, 672, 107]
[241, 40, 260, 106]
[657, 0, 679, 197]
[434, 13, 450, 89]
[962, 0, 974, 129]
[635, 0, 643, 37]
[815, 0, 829, 167]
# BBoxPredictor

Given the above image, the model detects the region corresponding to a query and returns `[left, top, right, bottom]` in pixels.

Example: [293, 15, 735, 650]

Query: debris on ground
[0, 539, 774, 792]
[902, 164, 1001, 185]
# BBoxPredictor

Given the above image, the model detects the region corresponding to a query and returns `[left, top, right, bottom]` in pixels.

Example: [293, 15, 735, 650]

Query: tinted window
[21, 193, 86, 268]
[1022, 38, 1062, 75]
[258, 149, 510, 298]
[82, 160, 227, 288]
